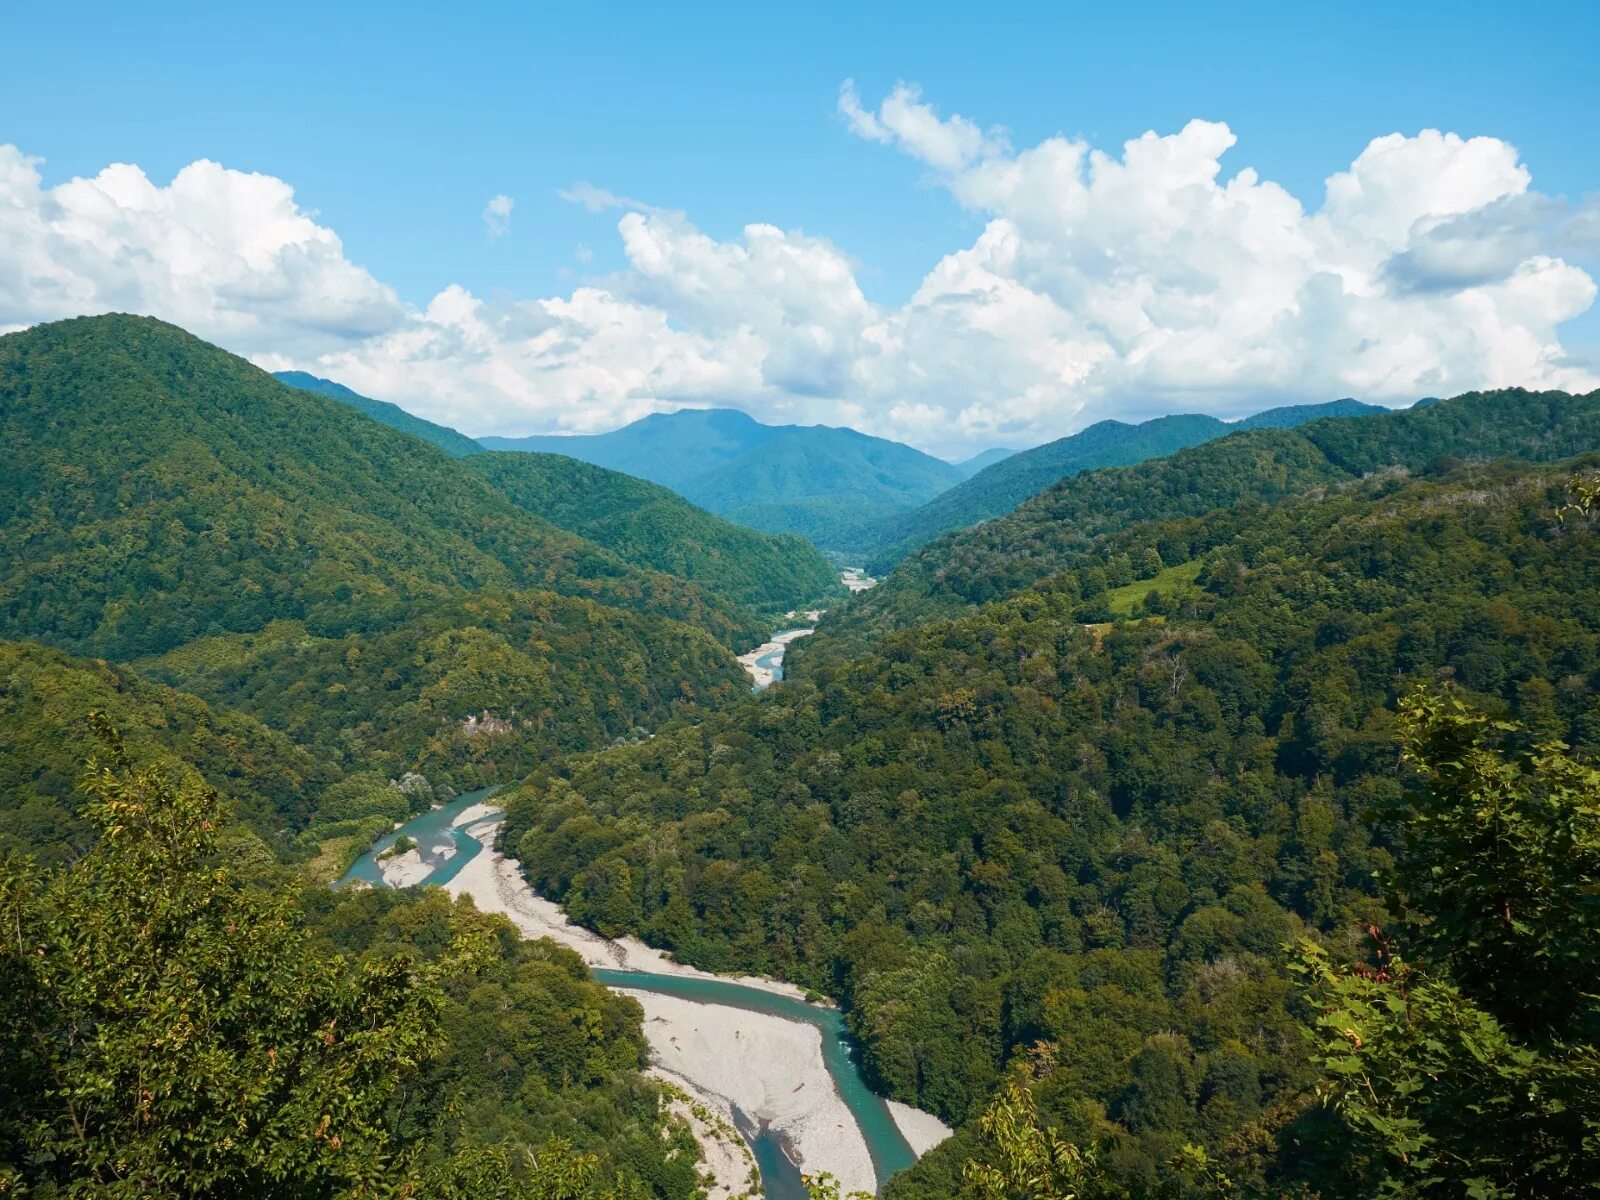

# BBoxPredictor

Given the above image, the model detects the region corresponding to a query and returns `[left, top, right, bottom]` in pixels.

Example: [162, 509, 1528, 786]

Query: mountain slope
[272, 370, 485, 457]
[678, 424, 965, 541]
[482, 406, 964, 543]
[0, 315, 760, 659]
[0, 637, 330, 866]
[495, 450, 1600, 1196]
[824, 388, 1600, 644]
[849, 399, 1386, 569]
[953, 447, 1017, 477]
[480, 407, 779, 491]
[463, 451, 842, 612]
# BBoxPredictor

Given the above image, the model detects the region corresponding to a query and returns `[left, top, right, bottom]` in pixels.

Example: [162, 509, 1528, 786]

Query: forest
[2, 313, 1598, 1198]
[499, 455, 1600, 1196]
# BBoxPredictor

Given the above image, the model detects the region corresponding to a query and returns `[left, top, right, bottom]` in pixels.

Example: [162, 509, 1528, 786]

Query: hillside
[464, 451, 840, 613]
[495, 450, 1600, 1197]
[272, 370, 485, 457]
[677, 424, 965, 541]
[483, 406, 965, 543]
[952, 446, 1017, 477]
[0, 315, 762, 659]
[847, 399, 1385, 568]
[821, 388, 1600, 646]
[0, 637, 330, 865]
[481, 406, 780, 490]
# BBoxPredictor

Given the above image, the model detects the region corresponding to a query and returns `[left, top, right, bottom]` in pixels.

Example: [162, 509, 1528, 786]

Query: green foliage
[1286, 690, 1600, 1199]
[960, 1075, 1093, 1200]
[828, 387, 1600, 650]
[0, 719, 715, 1198]
[137, 591, 748, 783]
[500, 453, 1600, 1195]
[0, 716, 446, 1195]
[848, 400, 1383, 569]
[273, 371, 486, 458]
[0, 314, 760, 660]
[0, 637, 328, 865]
[465, 451, 841, 614]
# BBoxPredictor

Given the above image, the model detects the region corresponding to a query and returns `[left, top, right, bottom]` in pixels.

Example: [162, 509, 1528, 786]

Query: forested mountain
[464, 451, 841, 613]
[496, 451, 1600, 1196]
[826, 388, 1600, 648]
[953, 446, 1018, 477]
[273, 369, 486, 457]
[483, 405, 965, 543]
[0, 315, 763, 659]
[0, 315, 768, 862]
[0, 637, 329, 866]
[481, 407, 781, 489]
[676, 424, 965, 542]
[138, 591, 746, 786]
[845, 399, 1385, 568]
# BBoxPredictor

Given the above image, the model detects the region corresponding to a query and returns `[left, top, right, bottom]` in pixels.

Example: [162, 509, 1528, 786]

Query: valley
[339, 789, 950, 1197]
[4, 313, 1599, 1200]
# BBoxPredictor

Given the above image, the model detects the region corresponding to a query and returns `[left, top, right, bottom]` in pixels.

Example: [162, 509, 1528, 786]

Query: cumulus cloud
[0, 145, 403, 358]
[1, 85, 1597, 456]
[482, 193, 514, 238]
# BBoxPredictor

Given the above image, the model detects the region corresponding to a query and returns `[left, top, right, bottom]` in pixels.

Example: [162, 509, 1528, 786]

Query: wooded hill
[497, 447, 1600, 1197]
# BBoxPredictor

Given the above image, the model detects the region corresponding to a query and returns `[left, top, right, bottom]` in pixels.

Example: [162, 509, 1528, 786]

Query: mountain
[483, 407, 965, 543]
[676, 424, 965, 542]
[273, 369, 485, 458]
[496, 447, 1600, 1197]
[463, 451, 841, 613]
[0, 315, 766, 789]
[953, 446, 1017, 477]
[0, 315, 764, 660]
[481, 407, 779, 490]
[822, 388, 1600, 645]
[0, 636, 330, 866]
[845, 399, 1388, 569]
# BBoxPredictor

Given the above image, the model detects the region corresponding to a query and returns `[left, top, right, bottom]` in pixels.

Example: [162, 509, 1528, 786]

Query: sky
[4, 0, 1600, 457]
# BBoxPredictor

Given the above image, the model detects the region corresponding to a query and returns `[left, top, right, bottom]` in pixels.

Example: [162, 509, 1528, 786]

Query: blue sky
[5, 1, 1599, 454]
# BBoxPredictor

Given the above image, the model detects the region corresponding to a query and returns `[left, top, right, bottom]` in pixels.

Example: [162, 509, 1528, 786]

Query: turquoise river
[340, 792, 919, 1198]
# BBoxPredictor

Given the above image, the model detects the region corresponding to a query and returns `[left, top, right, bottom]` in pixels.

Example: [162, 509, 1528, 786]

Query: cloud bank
[1, 83, 1595, 455]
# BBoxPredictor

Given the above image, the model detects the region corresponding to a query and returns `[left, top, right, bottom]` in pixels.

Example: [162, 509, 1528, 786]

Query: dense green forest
[0, 315, 764, 660]
[0, 637, 329, 866]
[4, 314, 1599, 1197]
[817, 388, 1600, 659]
[483, 405, 966, 544]
[138, 589, 748, 789]
[0, 727, 719, 1197]
[273, 370, 489, 458]
[499, 454, 1600, 1195]
[465, 452, 841, 614]
[838, 400, 1383, 569]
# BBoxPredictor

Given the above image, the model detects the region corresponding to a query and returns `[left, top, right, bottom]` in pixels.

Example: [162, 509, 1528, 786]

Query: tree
[960, 1073, 1093, 1200]
[1291, 687, 1600, 1199]
[0, 716, 631, 1198]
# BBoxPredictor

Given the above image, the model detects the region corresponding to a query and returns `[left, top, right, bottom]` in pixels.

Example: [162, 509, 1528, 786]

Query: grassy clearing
[1103, 558, 1203, 617]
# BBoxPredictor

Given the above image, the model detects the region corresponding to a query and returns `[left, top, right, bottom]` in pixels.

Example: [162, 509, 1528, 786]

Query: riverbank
[443, 820, 950, 1190]
[447, 820, 812, 1001]
[737, 627, 815, 689]
[625, 990, 876, 1196]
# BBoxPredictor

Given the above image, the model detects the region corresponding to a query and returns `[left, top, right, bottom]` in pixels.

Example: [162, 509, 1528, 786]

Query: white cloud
[0, 146, 404, 358]
[1, 86, 1597, 457]
[483, 193, 514, 238]
[557, 181, 659, 214]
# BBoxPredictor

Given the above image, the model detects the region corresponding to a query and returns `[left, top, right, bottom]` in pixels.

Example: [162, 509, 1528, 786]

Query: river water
[340, 794, 920, 1198]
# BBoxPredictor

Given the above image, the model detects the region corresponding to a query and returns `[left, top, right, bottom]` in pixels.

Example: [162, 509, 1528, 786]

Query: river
[339, 793, 939, 1197]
